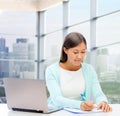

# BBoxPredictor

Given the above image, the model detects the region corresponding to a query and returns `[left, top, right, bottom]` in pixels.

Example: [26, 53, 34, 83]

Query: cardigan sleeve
[45, 63, 82, 109]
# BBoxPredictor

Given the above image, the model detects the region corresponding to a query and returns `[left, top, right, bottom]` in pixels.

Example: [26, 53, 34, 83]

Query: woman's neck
[60, 62, 81, 71]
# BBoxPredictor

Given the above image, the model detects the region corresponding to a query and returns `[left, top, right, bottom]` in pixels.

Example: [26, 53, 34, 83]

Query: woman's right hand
[80, 101, 94, 111]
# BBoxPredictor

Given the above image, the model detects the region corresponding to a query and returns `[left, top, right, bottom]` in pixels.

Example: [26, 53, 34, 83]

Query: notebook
[3, 78, 62, 113]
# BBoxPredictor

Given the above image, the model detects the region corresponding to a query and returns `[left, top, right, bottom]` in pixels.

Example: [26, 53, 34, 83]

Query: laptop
[3, 78, 62, 113]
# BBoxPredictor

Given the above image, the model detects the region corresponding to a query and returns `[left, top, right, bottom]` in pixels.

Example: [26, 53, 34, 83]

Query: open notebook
[64, 107, 103, 114]
[3, 78, 62, 113]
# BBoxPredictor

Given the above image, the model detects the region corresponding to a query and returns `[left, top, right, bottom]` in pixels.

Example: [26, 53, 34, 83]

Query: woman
[45, 32, 112, 112]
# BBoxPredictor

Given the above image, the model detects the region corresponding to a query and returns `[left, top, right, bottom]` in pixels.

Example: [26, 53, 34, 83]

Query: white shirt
[60, 67, 85, 100]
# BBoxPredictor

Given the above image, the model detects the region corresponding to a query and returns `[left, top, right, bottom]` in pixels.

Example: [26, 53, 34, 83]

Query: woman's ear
[63, 47, 68, 54]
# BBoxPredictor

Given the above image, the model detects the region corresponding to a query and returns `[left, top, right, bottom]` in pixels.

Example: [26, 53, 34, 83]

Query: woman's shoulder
[82, 62, 94, 70]
[45, 61, 60, 79]
[82, 62, 97, 78]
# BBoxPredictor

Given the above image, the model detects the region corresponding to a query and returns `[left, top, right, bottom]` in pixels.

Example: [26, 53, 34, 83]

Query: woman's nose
[77, 53, 82, 58]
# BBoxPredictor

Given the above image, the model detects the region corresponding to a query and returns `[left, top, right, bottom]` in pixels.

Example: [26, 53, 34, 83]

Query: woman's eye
[73, 51, 86, 54]
[81, 51, 86, 54]
[73, 52, 79, 54]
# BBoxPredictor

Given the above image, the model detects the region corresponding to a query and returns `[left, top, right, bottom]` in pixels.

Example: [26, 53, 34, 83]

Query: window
[69, 0, 90, 25]
[0, 11, 36, 79]
[44, 31, 62, 60]
[96, 44, 120, 103]
[97, 0, 120, 16]
[45, 4, 62, 33]
[96, 12, 120, 46]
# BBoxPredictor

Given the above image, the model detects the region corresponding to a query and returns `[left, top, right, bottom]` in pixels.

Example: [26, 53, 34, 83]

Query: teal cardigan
[45, 62, 108, 109]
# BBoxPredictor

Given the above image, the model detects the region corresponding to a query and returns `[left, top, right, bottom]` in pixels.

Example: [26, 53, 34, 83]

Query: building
[0, 38, 9, 78]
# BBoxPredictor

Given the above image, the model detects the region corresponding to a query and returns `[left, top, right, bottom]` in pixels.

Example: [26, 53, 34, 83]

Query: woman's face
[64, 42, 86, 67]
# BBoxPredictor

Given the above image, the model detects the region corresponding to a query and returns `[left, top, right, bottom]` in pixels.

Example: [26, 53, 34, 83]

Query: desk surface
[0, 104, 120, 116]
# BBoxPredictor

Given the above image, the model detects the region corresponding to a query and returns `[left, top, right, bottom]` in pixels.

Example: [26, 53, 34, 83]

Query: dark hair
[60, 32, 87, 63]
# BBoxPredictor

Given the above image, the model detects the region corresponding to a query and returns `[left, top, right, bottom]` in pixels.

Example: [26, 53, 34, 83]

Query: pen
[80, 94, 97, 108]
[80, 94, 86, 100]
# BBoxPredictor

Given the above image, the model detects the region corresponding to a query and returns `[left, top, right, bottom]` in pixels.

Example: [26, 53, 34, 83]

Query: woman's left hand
[97, 102, 112, 112]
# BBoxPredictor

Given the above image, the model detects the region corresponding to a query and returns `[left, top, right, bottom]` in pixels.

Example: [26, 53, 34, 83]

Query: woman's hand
[97, 102, 112, 112]
[80, 101, 94, 111]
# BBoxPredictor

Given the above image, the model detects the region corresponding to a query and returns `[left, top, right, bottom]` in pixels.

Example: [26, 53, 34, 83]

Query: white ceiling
[0, 0, 64, 11]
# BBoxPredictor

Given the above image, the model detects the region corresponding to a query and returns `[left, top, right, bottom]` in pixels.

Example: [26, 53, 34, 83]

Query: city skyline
[0, 37, 35, 78]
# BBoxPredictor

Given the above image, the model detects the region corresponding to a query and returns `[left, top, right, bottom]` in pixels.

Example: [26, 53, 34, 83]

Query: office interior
[0, 0, 120, 104]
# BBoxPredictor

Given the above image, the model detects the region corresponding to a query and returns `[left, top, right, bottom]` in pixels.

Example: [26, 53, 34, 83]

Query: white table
[0, 104, 120, 116]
